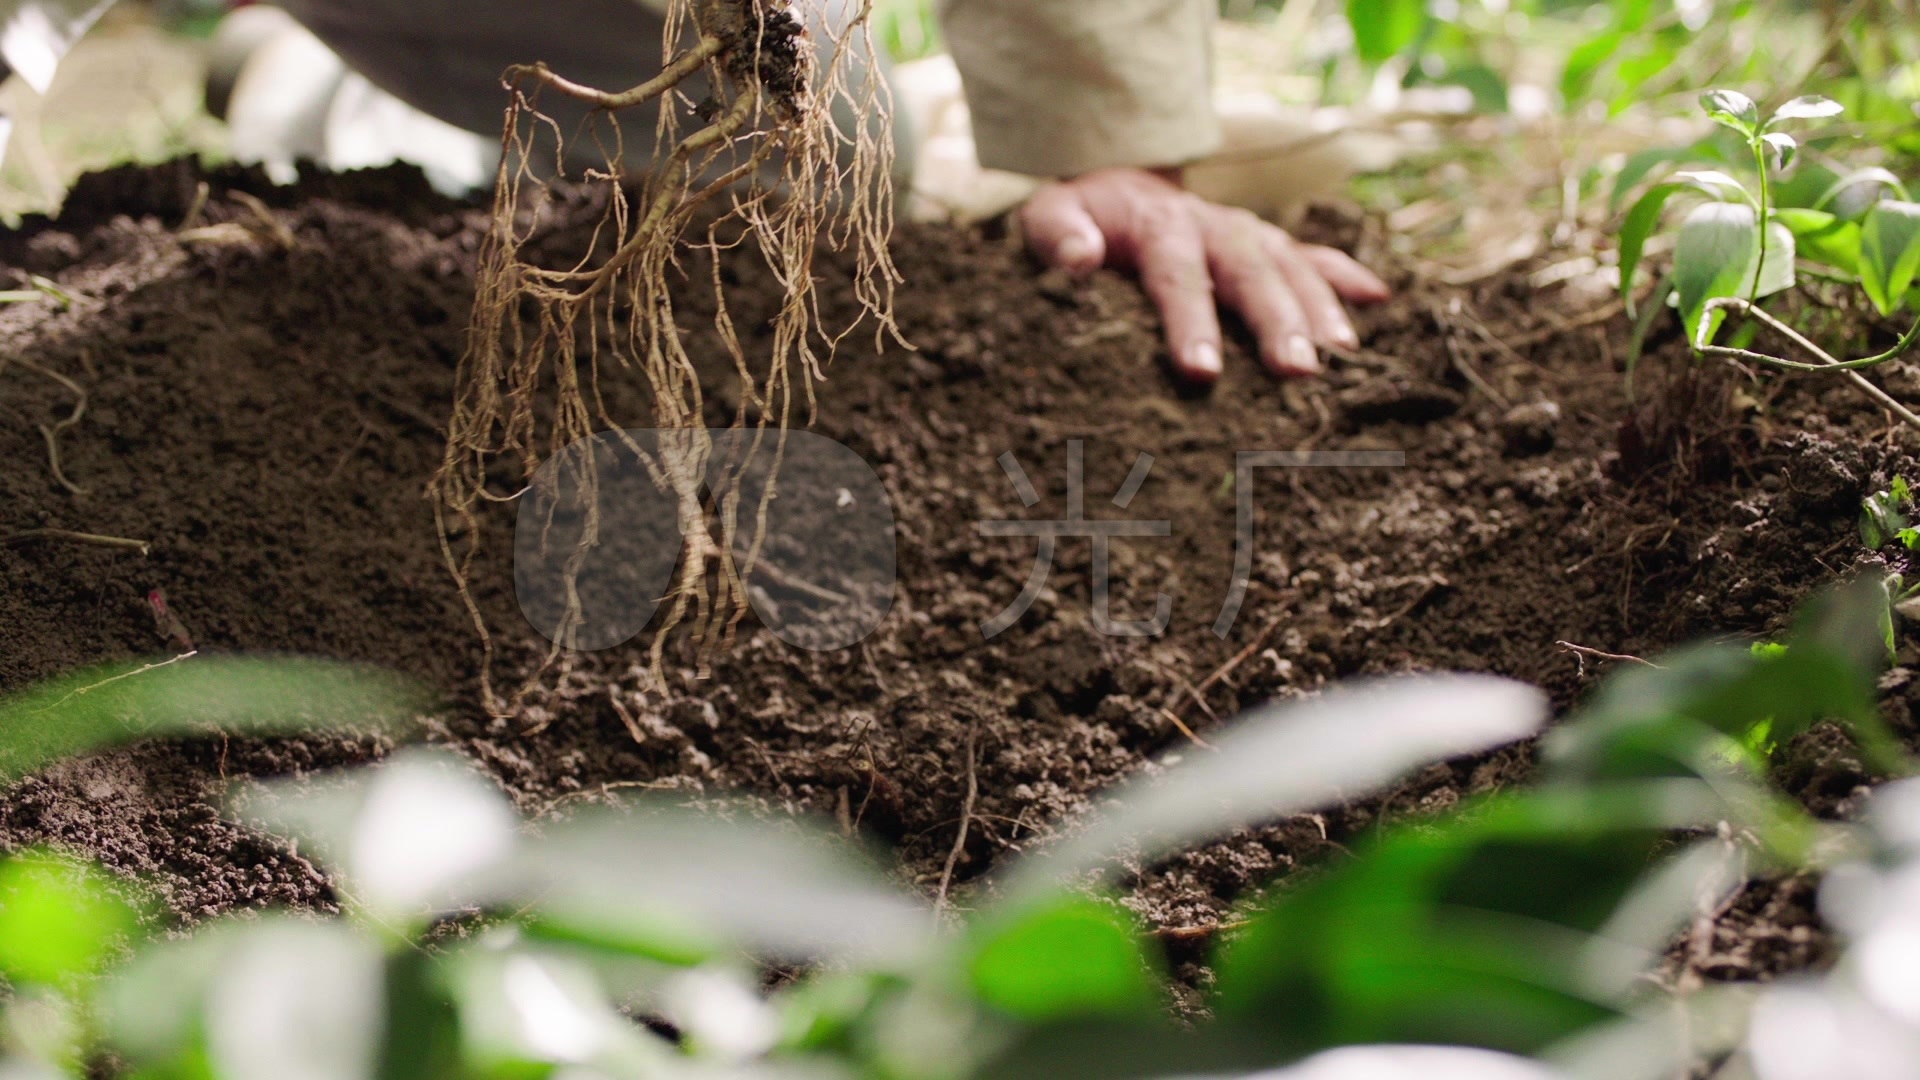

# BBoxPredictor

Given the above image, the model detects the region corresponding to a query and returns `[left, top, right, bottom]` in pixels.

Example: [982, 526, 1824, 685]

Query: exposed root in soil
[1556, 640, 1659, 672]
[433, 0, 903, 714]
[1, 353, 91, 495]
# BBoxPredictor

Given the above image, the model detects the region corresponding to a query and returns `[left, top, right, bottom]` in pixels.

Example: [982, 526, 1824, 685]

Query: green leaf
[105, 919, 387, 1080]
[498, 806, 931, 966]
[967, 897, 1161, 1021]
[1864, 483, 1911, 549]
[1700, 89, 1760, 135]
[774, 971, 892, 1055]
[232, 750, 518, 934]
[1769, 159, 1844, 212]
[1861, 200, 1920, 315]
[1618, 182, 1686, 314]
[1562, 30, 1625, 106]
[1544, 581, 1906, 783]
[0, 657, 424, 782]
[1672, 169, 1753, 202]
[1750, 221, 1798, 300]
[1609, 140, 1730, 215]
[1761, 132, 1797, 172]
[1002, 675, 1545, 898]
[210, 923, 386, 1080]
[1619, 171, 1764, 315]
[0, 1057, 67, 1080]
[1817, 167, 1912, 213]
[1768, 95, 1845, 125]
[1673, 201, 1760, 346]
[1347, 0, 1426, 65]
[1439, 64, 1508, 114]
[1212, 786, 1752, 1058]
[1776, 208, 1862, 275]
[445, 945, 674, 1074]
[0, 851, 142, 985]
[374, 949, 463, 1080]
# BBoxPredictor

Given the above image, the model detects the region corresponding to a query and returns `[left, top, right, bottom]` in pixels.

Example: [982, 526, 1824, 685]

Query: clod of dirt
[1499, 400, 1561, 457]
[1335, 373, 1464, 427]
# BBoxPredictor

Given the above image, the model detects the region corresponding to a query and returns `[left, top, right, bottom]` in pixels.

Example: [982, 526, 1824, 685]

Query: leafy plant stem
[1749, 138, 1773, 307]
[1696, 297, 1920, 431]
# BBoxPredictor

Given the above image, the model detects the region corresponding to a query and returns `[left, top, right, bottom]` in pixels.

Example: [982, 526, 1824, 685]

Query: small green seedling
[1737, 643, 1789, 760]
[1618, 90, 1920, 398]
[1862, 477, 1920, 551]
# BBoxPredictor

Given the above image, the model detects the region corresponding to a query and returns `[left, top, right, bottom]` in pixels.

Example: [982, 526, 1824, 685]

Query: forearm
[934, 0, 1220, 178]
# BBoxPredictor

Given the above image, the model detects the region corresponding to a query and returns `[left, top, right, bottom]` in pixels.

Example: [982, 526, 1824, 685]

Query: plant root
[933, 719, 979, 920]
[1557, 640, 1661, 675]
[432, 0, 902, 713]
[1, 354, 92, 495]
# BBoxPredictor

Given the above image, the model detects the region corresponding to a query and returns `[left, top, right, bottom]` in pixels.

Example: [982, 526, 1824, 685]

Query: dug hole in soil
[4, 160, 1919, 992]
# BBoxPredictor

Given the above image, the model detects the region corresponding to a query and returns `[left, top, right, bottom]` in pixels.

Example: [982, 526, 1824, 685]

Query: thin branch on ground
[1156, 919, 1252, 943]
[1158, 707, 1219, 751]
[2, 529, 150, 556]
[1696, 296, 1920, 434]
[1505, 298, 1628, 349]
[1431, 301, 1513, 410]
[1196, 612, 1288, 698]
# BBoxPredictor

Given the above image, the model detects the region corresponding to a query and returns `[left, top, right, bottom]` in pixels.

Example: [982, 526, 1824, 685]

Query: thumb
[1020, 183, 1107, 276]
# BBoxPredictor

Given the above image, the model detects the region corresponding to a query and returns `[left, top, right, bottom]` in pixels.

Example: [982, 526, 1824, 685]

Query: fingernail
[1187, 342, 1223, 378]
[1331, 323, 1360, 350]
[1288, 336, 1323, 374]
[1057, 233, 1099, 272]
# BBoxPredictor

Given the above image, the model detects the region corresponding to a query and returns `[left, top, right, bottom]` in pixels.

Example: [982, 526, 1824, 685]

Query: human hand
[1020, 167, 1390, 384]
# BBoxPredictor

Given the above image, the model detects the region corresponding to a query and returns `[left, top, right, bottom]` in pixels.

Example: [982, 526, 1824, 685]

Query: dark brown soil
[2, 160, 1917, 980]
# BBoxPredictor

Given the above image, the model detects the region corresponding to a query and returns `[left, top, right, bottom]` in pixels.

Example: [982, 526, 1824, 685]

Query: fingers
[1263, 227, 1360, 353]
[1207, 216, 1321, 377]
[1297, 242, 1392, 303]
[1132, 206, 1225, 382]
[1020, 182, 1108, 276]
[1020, 167, 1392, 385]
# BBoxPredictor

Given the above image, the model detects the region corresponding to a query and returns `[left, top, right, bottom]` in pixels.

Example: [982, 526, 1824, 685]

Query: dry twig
[2, 528, 150, 556]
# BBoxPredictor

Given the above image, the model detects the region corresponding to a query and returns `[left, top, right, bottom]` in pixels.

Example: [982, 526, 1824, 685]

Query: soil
[3, 160, 1918, 985]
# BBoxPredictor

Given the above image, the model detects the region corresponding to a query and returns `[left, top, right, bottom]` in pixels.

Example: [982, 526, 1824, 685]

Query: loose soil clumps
[2, 161, 1915, 982]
